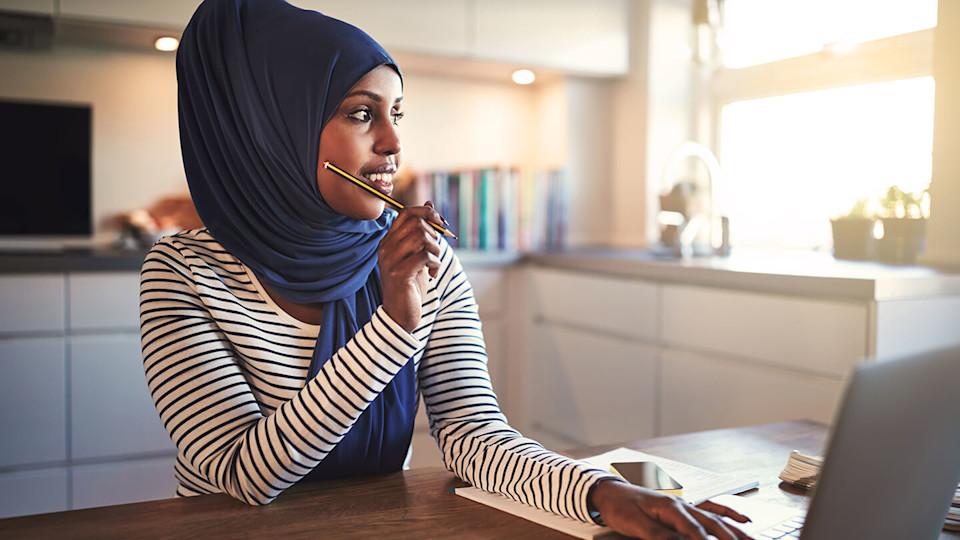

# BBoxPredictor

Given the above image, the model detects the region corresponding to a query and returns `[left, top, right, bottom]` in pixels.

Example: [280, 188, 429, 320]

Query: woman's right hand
[377, 203, 443, 333]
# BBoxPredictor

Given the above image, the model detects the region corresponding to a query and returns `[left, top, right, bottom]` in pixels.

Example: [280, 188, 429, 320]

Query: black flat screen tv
[0, 99, 92, 237]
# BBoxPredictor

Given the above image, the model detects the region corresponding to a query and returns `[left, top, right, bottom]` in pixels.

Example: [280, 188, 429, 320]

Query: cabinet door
[529, 268, 659, 342]
[0, 337, 66, 467]
[526, 323, 656, 448]
[874, 296, 960, 359]
[662, 284, 867, 378]
[473, 0, 628, 75]
[468, 268, 506, 319]
[659, 348, 844, 437]
[0, 467, 68, 519]
[0, 0, 54, 15]
[70, 334, 174, 460]
[291, 0, 469, 57]
[409, 407, 444, 469]
[58, 0, 201, 28]
[72, 456, 178, 510]
[0, 274, 64, 335]
[68, 272, 141, 331]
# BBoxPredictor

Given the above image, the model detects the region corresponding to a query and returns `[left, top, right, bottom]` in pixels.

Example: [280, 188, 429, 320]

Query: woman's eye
[347, 109, 372, 122]
[391, 111, 405, 126]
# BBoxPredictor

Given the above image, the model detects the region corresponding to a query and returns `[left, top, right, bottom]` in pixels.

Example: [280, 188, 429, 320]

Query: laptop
[717, 345, 960, 540]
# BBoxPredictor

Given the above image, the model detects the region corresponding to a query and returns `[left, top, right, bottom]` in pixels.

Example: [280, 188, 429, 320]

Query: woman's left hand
[377, 202, 442, 333]
[589, 479, 755, 539]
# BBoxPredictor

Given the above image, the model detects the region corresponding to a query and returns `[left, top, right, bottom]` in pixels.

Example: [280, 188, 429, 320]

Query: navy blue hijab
[177, 0, 416, 479]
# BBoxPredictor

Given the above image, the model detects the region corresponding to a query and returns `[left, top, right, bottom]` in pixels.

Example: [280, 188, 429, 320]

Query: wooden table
[2, 420, 956, 539]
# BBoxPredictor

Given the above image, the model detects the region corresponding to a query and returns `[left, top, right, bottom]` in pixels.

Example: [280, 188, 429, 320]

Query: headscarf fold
[177, 0, 415, 479]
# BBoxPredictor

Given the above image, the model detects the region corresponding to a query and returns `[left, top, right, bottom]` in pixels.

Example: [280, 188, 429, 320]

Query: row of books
[946, 484, 960, 532]
[397, 167, 569, 252]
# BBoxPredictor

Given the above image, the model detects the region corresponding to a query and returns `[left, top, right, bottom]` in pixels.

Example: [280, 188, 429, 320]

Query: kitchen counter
[2, 246, 960, 302]
[0, 247, 524, 274]
[526, 248, 960, 301]
[0, 247, 149, 274]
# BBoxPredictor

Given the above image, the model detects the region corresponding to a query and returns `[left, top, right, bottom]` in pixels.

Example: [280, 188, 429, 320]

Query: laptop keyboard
[755, 515, 806, 539]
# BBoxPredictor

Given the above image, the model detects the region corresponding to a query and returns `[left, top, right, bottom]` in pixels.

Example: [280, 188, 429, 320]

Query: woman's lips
[361, 171, 394, 196]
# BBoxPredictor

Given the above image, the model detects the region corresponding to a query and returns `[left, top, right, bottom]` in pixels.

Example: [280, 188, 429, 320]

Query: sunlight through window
[720, 77, 934, 250]
[723, 0, 938, 68]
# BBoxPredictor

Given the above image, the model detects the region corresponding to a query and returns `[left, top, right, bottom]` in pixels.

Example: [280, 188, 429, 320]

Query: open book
[454, 447, 759, 540]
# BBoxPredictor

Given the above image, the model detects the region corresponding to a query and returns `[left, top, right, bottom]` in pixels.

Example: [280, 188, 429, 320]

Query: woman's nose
[373, 121, 401, 156]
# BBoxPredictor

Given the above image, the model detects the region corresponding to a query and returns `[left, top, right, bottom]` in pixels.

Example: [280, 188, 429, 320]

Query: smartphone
[611, 461, 684, 496]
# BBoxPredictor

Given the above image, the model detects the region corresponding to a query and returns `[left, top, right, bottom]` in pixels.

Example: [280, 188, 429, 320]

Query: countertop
[2, 246, 959, 302]
[525, 248, 960, 301]
[0, 247, 524, 274]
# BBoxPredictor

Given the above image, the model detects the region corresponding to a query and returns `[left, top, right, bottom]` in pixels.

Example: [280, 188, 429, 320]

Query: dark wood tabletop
[1, 420, 956, 539]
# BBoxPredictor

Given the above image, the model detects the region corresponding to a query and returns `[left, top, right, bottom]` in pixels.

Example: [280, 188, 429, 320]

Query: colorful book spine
[411, 166, 568, 252]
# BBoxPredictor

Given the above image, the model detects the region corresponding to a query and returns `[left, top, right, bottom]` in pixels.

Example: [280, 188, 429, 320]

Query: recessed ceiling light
[154, 36, 179, 52]
[511, 69, 536, 85]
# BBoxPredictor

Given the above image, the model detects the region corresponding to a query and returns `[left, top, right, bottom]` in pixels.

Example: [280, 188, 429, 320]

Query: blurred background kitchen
[1, 0, 959, 520]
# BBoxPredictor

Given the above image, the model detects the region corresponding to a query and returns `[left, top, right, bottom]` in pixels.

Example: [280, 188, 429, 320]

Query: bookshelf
[397, 166, 570, 252]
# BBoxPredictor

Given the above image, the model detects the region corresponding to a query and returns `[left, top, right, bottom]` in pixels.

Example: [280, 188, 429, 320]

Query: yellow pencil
[323, 161, 457, 239]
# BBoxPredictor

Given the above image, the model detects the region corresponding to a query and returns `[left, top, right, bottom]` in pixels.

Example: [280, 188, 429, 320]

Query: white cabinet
[58, 0, 201, 29]
[72, 456, 178, 510]
[71, 334, 174, 460]
[873, 295, 960, 359]
[529, 268, 658, 341]
[55, 0, 628, 76]
[658, 284, 867, 435]
[473, 0, 629, 75]
[68, 272, 141, 331]
[0, 0, 55, 16]
[292, 0, 469, 58]
[0, 270, 175, 519]
[527, 324, 657, 447]
[524, 268, 659, 448]
[0, 274, 64, 334]
[662, 284, 867, 378]
[659, 348, 844, 436]
[0, 337, 67, 467]
[522, 269, 881, 441]
[0, 468, 68, 519]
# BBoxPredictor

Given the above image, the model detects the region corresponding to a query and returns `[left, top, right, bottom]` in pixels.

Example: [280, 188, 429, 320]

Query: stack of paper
[778, 450, 823, 489]
[945, 484, 960, 532]
[454, 447, 758, 539]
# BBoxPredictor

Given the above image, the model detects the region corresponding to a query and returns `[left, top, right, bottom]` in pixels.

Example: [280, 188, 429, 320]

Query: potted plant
[877, 185, 928, 264]
[830, 198, 876, 261]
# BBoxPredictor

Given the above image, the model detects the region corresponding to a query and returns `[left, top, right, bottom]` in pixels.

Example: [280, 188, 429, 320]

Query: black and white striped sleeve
[139, 237, 420, 505]
[418, 241, 617, 523]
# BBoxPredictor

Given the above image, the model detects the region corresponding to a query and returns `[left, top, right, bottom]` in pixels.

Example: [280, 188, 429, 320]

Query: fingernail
[440, 215, 451, 227]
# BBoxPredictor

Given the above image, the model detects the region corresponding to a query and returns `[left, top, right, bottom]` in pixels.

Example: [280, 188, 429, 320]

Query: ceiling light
[154, 36, 179, 52]
[511, 69, 535, 85]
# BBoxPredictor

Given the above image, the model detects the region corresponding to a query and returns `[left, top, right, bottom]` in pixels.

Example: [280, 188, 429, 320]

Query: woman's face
[317, 65, 404, 220]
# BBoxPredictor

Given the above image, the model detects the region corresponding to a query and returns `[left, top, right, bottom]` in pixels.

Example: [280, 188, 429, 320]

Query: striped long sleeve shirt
[139, 228, 613, 522]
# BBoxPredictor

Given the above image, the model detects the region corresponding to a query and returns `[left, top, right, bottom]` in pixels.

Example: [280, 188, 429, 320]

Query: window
[713, 0, 937, 250]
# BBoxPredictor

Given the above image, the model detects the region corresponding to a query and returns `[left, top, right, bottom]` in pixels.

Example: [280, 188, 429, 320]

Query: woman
[140, 1, 752, 538]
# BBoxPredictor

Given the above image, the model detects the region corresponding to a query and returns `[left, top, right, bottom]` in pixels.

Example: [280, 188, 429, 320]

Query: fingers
[379, 205, 443, 284]
[653, 500, 710, 540]
[696, 500, 751, 524]
[687, 504, 755, 540]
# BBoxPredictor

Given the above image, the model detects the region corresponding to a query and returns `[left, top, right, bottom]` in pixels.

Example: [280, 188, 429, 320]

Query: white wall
[0, 46, 183, 243]
[0, 45, 561, 243]
[398, 74, 537, 172]
[923, 0, 960, 267]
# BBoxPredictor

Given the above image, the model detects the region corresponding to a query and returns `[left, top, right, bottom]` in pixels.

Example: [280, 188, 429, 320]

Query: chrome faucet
[657, 141, 730, 257]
